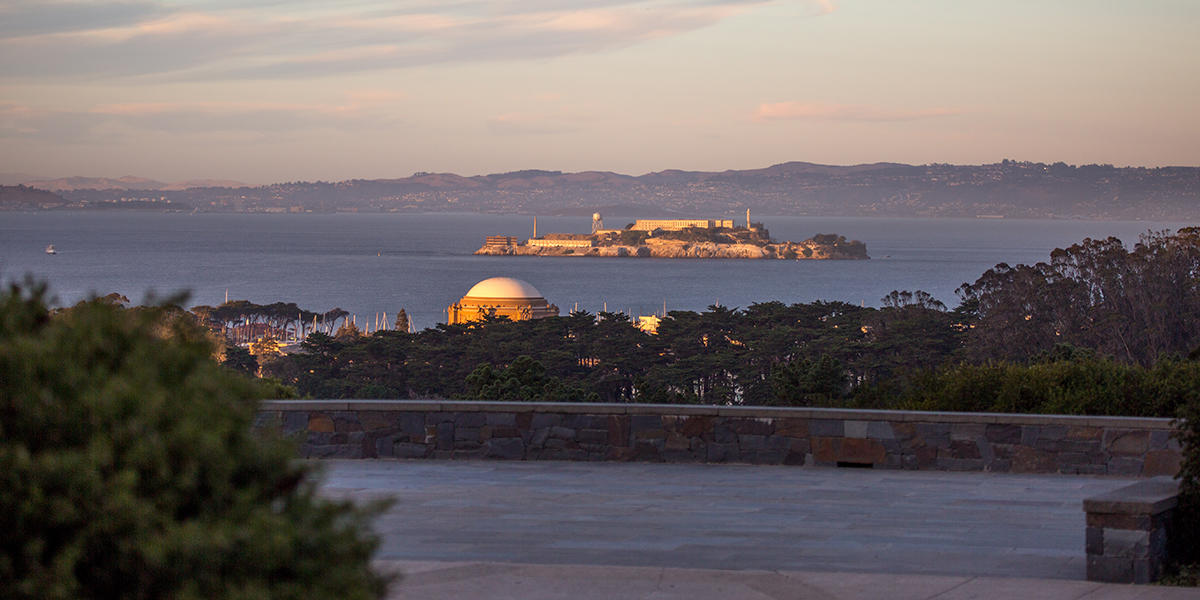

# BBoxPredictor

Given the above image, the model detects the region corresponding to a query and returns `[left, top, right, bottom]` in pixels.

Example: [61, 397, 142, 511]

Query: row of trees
[255, 228, 1200, 419]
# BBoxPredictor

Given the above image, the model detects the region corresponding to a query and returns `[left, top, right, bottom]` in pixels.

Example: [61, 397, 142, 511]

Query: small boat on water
[45, 244, 57, 255]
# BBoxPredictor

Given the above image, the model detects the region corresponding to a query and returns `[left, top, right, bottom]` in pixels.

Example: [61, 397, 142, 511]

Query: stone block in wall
[679, 416, 713, 437]
[577, 429, 608, 444]
[1143, 450, 1181, 477]
[487, 412, 516, 427]
[1148, 430, 1169, 450]
[631, 414, 663, 433]
[743, 448, 787, 465]
[1067, 426, 1102, 441]
[950, 423, 986, 441]
[713, 422, 737, 444]
[254, 411, 282, 430]
[330, 411, 363, 432]
[516, 412, 533, 430]
[1105, 430, 1150, 456]
[729, 418, 773, 436]
[436, 422, 454, 450]
[984, 458, 1011, 472]
[1020, 426, 1040, 447]
[866, 421, 894, 440]
[531, 413, 563, 429]
[985, 424, 1021, 444]
[632, 440, 664, 461]
[634, 428, 667, 441]
[1037, 425, 1067, 442]
[844, 420, 868, 439]
[738, 433, 767, 450]
[280, 411, 308, 434]
[913, 445, 937, 468]
[1010, 446, 1056, 473]
[809, 419, 843, 438]
[375, 435, 398, 458]
[608, 415, 630, 448]
[841, 438, 886, 464]
[454, 412, 487, 428]
[309, 413, 334, 433]
[812, 437, 886, 465]
[706, 442, 736, 463]
[914, 423, 950, 448]
[1107, 456, 1143, 476]
[664, 433, 691, 451]
[775, 418, 808, 438]
[565, 414, 608, 430]
[947, 439, 981, 459]
[483, 437, 525, 459]
[549, 426, 577, 440]
[1050, 439, 1102, 454]
[455, 426, 480, 442]
[396, 413, 425, 437]
[891, 422, 918, 441]
[359, 411, 401, 431]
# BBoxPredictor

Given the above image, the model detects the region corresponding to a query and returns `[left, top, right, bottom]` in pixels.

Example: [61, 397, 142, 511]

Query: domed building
[447, 277, 559, 325]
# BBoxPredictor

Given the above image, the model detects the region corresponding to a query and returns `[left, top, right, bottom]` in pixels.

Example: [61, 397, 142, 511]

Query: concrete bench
[1083, 476, 1180, 583]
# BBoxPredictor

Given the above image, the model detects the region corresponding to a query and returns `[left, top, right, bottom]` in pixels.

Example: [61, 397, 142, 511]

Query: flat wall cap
[257, 399, 1176, 430]
[1083, 476, 1180, 515]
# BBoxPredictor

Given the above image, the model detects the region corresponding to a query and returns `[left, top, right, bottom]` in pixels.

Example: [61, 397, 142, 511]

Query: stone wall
[1084, 477, 1179, 583]
[254, 401, 1181, 476]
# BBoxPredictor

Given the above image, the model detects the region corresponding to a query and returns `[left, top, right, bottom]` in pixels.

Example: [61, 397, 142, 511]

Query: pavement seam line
[764, 570, 836, 600]
[1070, 582, 1118, 599]
[924, 575, 977, 600]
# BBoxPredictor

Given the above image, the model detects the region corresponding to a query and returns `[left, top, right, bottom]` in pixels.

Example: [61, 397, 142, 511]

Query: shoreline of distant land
[3, 160, 1198, 221]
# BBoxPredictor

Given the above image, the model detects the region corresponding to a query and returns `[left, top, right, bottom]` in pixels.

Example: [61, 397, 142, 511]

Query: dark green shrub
[0, 282, 390, 599]
[1170, 396, 1200, 574]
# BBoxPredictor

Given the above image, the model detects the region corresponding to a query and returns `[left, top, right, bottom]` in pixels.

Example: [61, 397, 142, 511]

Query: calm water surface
[0, 212, 1191, 330]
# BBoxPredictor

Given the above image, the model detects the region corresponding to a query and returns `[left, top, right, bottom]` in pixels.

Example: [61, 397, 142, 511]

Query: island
[475, 214, 868, 260]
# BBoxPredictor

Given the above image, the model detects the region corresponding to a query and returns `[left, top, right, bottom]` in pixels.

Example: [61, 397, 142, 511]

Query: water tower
[592, 212, 604, 234]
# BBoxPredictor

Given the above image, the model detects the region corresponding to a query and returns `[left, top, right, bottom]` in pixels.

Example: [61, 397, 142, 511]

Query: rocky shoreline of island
[474, 216, 868, 260]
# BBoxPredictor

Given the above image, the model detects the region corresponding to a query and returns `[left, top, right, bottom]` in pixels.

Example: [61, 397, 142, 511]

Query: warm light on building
[446, 277, 560, 325]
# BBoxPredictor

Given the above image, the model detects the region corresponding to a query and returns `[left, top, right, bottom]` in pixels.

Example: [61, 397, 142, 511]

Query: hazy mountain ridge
[9, 161, 1200, 220]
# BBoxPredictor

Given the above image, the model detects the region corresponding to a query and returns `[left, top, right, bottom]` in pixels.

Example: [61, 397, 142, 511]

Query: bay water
[0, 212, 1190, 331]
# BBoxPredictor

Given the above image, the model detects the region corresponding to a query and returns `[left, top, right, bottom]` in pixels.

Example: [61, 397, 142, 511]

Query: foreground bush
[0, 283, 390, 599]
[1169, 396, 1200, 580]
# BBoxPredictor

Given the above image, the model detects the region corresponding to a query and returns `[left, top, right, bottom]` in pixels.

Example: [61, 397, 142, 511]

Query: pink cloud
[754, 102, 960, 122]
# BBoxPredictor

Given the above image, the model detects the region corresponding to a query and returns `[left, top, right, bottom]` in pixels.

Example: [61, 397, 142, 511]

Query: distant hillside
[15, 160, 1200, 220]
[0, 185, 69, 209]
[25, 176, 246, 192]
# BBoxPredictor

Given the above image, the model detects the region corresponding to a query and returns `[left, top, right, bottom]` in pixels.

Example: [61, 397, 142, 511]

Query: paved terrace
[319, 460, 1196, 599]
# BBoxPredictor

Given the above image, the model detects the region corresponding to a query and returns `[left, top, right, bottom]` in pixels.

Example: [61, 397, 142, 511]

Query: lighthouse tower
[746, 208, 751, 229]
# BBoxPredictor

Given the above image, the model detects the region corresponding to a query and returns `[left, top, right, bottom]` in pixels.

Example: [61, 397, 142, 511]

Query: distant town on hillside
[2, 160, 1198, 220]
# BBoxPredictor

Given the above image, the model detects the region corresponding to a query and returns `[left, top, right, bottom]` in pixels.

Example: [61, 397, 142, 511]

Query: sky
[1, 0, 1198, 184]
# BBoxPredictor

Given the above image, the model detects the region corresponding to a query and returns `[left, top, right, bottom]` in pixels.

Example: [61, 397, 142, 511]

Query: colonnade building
[629, 219, 734, 231]
[447, 277, 560, 325]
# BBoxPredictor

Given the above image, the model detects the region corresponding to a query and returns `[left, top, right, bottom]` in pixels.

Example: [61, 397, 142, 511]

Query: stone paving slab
[379, 561, 1200, 599]
[319, 459, 1141, 581]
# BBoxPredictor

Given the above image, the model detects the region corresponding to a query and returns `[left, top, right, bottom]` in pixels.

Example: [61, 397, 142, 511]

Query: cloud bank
[754, 101, 960, 122]
[0, 0, 840, 80]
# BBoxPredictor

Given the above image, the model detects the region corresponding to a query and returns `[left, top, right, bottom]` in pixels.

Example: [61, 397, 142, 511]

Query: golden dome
[447, 277, 559, 325]
[463, 277, 543, 299]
